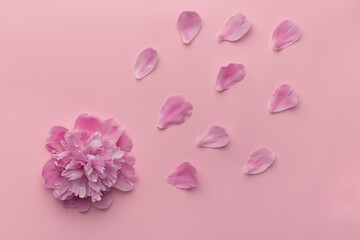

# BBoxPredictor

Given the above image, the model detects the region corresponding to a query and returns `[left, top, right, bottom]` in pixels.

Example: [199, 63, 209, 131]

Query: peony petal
[99, 119, 122, 144]
[42, 160, 61, 188]
[113, 175, 134, 192]
[198, 126, 229, 148]
[119, 164, 136, 182]
[268, 84, 298, 113]
[93, 191, 113, 210]
[73, 114, 102, 133]
[123, 151, 136, 166]
[73, 197, 92, 213]
[177, 11, 201, 44]
[135, 48, 158, 80]
[157, 95, 193, 129]
[116, 130, 133, 151]
[272, 20, 301, 51]
[244, 147, 275, 174]
[166, 162, 197, 189]
[216, 63, 246, 91]
[218, 13, 251, 42]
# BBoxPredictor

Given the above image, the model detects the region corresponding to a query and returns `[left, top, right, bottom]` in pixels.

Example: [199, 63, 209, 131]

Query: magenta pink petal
[42, 160, 61, 188]
[216, 63, 246, 91]
[166, 162, 197, 189]
[74, 197, 92, 213]
[73, 114, 102, 133]
[198, 126, 229, 148]
[157, 95, 193, 129]
[99, 119, 122, 144]
[135, 48, 158, 80]
[93, 191, 113, 209]
[177, 11, 201, 44]
[268, 84, 298, 113]
[272, 20, 301, 51]
[218, 13, 251, 42]
[116, 130, 133, 151]
[244, 147, 275, 174]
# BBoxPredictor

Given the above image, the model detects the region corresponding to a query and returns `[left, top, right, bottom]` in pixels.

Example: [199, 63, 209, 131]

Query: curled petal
[157, 95, 193, 129]
[166, 162, 197, 189]
[177, 11, 201, 44]
[42, 160, 61, 188]
[268, 84, 297, 113]
[218, 13, 251, 42]
[113, 175, 134, 192]
[272, 20, 301, 51]
[135, 48, 158, 80]
[74, 114, 102, 133]
[93, 191, 113, 210]
[46, 126, 68, 153]
[100, 119, 122, 144]
[244, 147, 275, 174]
[117, 130, 133, 151]
[216, 63, 246, 91]
[198, 126, 229, 148]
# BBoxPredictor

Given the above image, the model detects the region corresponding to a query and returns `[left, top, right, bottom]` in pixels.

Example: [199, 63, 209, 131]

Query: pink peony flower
[42, 114, 136, 212]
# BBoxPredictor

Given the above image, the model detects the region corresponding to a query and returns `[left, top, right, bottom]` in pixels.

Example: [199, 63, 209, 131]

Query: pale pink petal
[218, 13, 251, 42]
[272, 20, 301, 51]
[73, 197, 92, 213]
[135, 48, 158, 80]
[116, 131, 133, 151]
[46, 126, 68, 153]
[99, 119, 122, 144]
[157, 95, 193, 129]
[93, 191, 113, 210]
[268, 84, 298, 113]
[244, 147, 275, 174]
[42, 160, 61, 188]
[177, 11, 201, 44]
[113, 175, 134, 192]
[166, 162, 197, 189]
[198, 126, 229, 148]
[120, 164, 136, 182]
[216, 63, 246, 91]
[73, 114, 102, 133]
[123, 151, 136, 166]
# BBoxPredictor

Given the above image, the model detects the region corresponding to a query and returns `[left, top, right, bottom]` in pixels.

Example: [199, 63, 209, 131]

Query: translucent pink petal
[198, 126, 229, 148]
[218, 13, 251, 42]
[272, 20, 301, 51]
[99, 119, 122, 144]
[113, 175, 134, 191]
[73, 197, 92, 213]
[177, 11, 201, 44]
[46, 126, 68, 153]
[42, 160, 60, 188]
[244, 147, 275, 174]
[157, 95, 193, 129]
[216, 63, 246, 91]
[166, 162, 197, 189]
[120, 164, 136, 182]
[116, 131, 133, 151]
[73, 114, 102, 133]
[268, 84, 298, 113]
[123, 151, 136, 166]
[93, 191, 113, 210]
[135, 48, 158, 80]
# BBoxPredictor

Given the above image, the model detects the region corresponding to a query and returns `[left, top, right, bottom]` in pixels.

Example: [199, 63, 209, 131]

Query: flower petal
[42, 160, 61, 188]
[166, 162, 197, 189]
[268, 84, 298, 113]
[218, 13, 251, 42]
[157, 95, 193, 129]
[73, 114, 102, 133]
[113, 175, 134, 192]
[198, 126, 229, 148]
[135, 48, 158, 80]
[73, 197, 92, 213]
[46, 126, 68, 153]
[100, 119, 122, 144]
[244, 147, 275, 174]
[116, 130, 133, 151]
[216, 63, 246, 91]
[93, 191, 113, 210]
[177, 11, 201, 44]
[272, 20, 301, 51]
[120, 164, 136, 182]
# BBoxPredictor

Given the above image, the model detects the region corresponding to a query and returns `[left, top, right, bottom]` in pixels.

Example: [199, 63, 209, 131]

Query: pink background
[1, 0, 360, 239]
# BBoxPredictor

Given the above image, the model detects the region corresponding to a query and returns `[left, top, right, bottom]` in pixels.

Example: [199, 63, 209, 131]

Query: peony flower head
[42, 114, 136, 212]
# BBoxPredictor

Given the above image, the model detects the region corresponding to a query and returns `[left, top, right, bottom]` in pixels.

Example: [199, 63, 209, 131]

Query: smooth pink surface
[1, 0, 360, 239]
